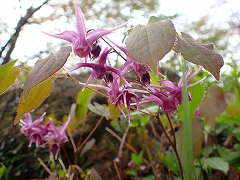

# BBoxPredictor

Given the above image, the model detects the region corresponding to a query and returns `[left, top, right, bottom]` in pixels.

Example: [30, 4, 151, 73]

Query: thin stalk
[155, 115, 184, 179]
[113, 159, 122, 180]
[181, 61, 194, 180]
[105, 127, 150, 164]
[118, 125, 130, 158]
[166, 114, 176, 144]
[76, 116, 104, 151]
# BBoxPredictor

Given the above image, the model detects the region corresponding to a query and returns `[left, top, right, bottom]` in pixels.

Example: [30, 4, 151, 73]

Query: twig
[37, 157, 53, 175]
[1, 0, 49, 65]
[113, 159, 122, 180]
[76, 116, 104, 151]
[67, 128, 77, 152]
[61, 144, 71, 165]
[105, 127, 150, 164]
[118, 125, 130, 158]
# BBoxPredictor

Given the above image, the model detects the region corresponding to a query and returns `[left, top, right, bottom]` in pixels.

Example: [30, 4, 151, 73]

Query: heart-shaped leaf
[125, 17, 176, 73]
[199, 85, 228, 129]
[173, 32, 224, 81]
[22, 46, 72, 99]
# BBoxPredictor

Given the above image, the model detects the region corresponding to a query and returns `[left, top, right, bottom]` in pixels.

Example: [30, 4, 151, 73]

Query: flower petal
[86, 20, 129, 45]
[73, 0, 86, 38]
[43, 31, 79, 43]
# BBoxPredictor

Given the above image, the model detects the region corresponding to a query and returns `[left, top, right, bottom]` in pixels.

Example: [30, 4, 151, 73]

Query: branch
[0, 0, 49, 65]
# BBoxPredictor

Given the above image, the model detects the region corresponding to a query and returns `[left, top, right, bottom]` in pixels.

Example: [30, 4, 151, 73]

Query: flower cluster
[20, 113, 70, 159]
[43, 0, 204, 121]
[19, 0, 205, 158]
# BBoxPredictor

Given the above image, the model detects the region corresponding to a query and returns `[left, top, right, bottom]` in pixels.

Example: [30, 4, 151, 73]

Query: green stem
[181, 61, 194, 180]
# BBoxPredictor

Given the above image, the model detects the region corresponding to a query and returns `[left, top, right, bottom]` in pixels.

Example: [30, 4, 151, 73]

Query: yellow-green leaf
[14, 78, 54, 124]
[0, 60, 20, 95]
[74, 88, 93, 123]
[108, 103, 121, 121]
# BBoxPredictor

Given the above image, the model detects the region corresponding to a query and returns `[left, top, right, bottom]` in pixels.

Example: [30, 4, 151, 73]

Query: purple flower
[122, 59, 149, 75]
[20, 113, 46, 147]
[44, 118, 70, 159]
[108, 80, 141, 120]
[72, 47, 130, 86]
[141, 67, 204, 114]
[20, 113, 70, 159]
[43, 0, 128, 59]
[80, 78, 144, 120]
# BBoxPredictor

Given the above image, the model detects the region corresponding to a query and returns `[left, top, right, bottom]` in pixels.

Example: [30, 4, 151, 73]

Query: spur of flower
[43, 0, 128, 60]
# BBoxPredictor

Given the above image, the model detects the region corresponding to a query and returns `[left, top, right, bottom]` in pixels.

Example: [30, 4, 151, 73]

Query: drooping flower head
[20, 113, 46, 147]
[44, 118, 70, 159]
[20, 113, 70, 159]
[141, 67, 204, 114]
[43, 0, 128, 60]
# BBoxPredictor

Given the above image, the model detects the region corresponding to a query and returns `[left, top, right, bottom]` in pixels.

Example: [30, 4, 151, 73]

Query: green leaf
[131, 150, 144, 166]
[14, 78, 54, 124]
[226, 101, 240, 119]
[143, 175, 154, 180]
[149, 71, 160, 85]
[130, 105, 159, 116]
[75, 88, 93, 121]
[126, 169, 138, 177]
[126, 17, 176, 73]
[88, 102, 110, 118]
[110, 120, 122, 132]
[226, 152, 240, 170]
[130, 120, 139, 127]
[234, 143, 240, 151]
[22, 46, 71, 99]
[217, 146, 232, 160]
[199, 85, 228, 129]
[178, 79, 204, 120]
[0, 164, 6, 179]
[0, 60, 20, 95]
[161, 155, 178, 175]
[202, 157, 229, 175]
[140, 115, 150, 127]
[173, 32, 224, 81]
[216, 114, 240, 125]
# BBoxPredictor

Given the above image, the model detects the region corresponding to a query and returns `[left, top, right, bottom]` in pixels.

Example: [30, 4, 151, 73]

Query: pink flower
[44, 118, 70, 159]
[141, 67, 204, 114]
[20, 113, 70, 159]
[43, 0, 128, 59]
[72, 47, 130, 86]
[20, 113, 46, 147]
